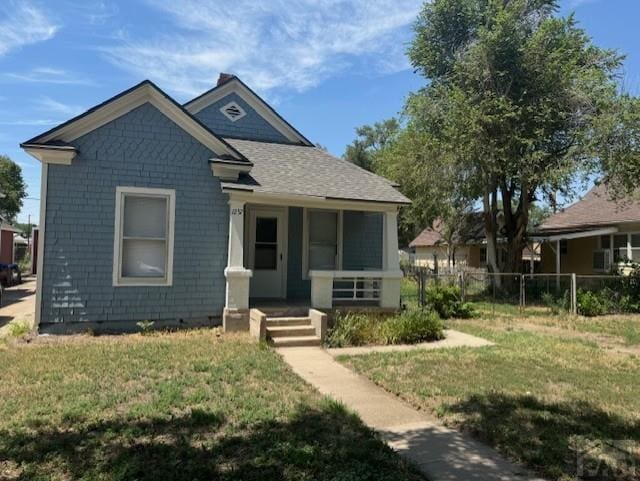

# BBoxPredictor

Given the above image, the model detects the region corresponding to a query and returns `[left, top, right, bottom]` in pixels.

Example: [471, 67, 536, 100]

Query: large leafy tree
[402, 0, 634, 273]
[343, 119, 400, 172]
[0, 155, 27, 222]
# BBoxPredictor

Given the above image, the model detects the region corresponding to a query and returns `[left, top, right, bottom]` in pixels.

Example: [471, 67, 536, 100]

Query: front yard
[0, 330, 422, 481]
[339, 314, 640, 480]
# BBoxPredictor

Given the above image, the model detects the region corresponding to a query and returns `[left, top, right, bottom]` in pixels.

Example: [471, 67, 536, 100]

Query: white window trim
[302, 208, 343, 280]
[113, 186, 176, 287]
[592, 249, 611, 273]
[596, 232, 640, 268]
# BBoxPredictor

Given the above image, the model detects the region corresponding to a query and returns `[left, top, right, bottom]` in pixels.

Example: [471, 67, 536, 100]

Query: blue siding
[41, 102, 229, 332]
[193, 93, 290, 143]
[342, 211, 383, 270]
[286, 207, 310, 299]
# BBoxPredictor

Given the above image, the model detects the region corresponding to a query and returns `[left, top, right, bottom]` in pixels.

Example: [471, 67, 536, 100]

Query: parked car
[0, 263, 21, 287]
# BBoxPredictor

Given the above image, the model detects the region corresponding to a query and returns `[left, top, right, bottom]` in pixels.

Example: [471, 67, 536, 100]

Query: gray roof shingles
[220, 138, 410, 205]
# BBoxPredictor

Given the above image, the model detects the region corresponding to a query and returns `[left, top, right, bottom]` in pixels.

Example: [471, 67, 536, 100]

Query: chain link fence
[401, 267, 639, 316]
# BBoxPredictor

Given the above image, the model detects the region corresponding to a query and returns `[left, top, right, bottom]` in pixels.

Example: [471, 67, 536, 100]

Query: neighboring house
[410, 214, 540, 272]
[21, 74, 409, 334]
[0, 219, 20, 265]
[535, 184, 640, 275]
[13, 234, 28, 263]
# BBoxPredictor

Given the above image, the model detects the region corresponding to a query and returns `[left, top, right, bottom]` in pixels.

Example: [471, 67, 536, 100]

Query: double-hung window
[631, 234, 640, 262]
[613, 234, 628, 263]
[113, 187, 175, 286]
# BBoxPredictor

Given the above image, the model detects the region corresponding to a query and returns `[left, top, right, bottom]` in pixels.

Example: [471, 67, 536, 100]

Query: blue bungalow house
[21, 74, 409, 340]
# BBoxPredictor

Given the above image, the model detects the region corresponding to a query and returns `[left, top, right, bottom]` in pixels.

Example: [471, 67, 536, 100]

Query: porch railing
[309, 270, 402, 309]
[332, 276, 381, 303]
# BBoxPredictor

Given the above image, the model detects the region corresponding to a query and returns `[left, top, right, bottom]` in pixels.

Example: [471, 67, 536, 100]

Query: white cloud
[566, 0, 600, 7]
[0, 118, 59, 126]
[4, 67, 95, 85]
[0, 1, 59, 57]
[104, 0, 422, 97]
[36, 96, 85, 117]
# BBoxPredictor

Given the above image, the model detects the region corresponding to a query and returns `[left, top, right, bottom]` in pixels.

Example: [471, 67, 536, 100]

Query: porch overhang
[222, 188, 406, 212]
[532, 226, 619, 243]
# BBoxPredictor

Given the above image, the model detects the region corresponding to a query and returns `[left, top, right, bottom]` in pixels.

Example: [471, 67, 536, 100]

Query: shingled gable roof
[220, 138, 410, 205]
[183, 74, 313, 146]
[410, 213, 485, 247]
[21, 80, 248, 163]
[538, 184, 640, 232]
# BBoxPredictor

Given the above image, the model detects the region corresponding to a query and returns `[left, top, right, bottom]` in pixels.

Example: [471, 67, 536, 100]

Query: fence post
[419, 268, 425, 309]
[571, 273, 577, 315]
[460, 271, 466, 302]
[519, 274, 525, 313]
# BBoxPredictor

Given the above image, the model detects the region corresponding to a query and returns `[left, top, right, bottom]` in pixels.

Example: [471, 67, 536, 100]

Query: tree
[0, 155, 27, 222]
[376, 126, 473, 248]
[343, 118, 400, 172]
[403, 0, 635, 273]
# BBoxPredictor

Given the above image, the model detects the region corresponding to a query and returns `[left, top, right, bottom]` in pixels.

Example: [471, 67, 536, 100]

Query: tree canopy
[372, 0, 638, 272]
[0, 155, 27, 223]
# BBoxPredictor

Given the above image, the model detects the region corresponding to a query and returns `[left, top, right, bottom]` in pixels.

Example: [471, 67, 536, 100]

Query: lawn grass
[340, 322, 640, 480]
[470, 302, 640, 346]
[0, 330, 422, 481]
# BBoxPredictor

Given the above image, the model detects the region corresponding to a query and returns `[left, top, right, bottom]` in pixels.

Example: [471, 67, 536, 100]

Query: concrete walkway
[326, 329, 493, 357]
[278, 346, 545, 481]
[0, 277, 36, 337]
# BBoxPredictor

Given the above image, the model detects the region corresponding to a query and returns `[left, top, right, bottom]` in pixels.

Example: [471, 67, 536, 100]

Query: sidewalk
[277, 346, 545, 481]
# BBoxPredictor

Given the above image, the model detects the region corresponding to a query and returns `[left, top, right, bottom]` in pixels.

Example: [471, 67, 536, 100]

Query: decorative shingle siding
[41, 102, 229, 332]
[286, 207, 311, 299]
[342, 211, 383, 270]
[193, 93, 290, 143]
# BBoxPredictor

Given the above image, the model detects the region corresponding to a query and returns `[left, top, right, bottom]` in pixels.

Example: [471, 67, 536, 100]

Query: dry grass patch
[340, 324, 640, 480]
[0, 329, 423, 481]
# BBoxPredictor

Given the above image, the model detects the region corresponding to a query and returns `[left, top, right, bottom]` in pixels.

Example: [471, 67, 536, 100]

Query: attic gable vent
[220, 101, 246, 122]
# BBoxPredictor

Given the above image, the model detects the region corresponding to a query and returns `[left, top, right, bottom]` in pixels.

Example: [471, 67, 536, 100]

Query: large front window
[303, 209, 342, 276]
[113, 187, 175, 286]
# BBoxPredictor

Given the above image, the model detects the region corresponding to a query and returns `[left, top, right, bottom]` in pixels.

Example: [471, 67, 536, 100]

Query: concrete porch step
[266, 316, 312, 327]
[267, 325, 316, 338]
[270, 335, 322, 348]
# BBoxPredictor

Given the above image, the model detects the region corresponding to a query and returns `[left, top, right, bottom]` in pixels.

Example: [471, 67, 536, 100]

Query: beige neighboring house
[535, 184, 640, 275]
[409, 214, 540, 272]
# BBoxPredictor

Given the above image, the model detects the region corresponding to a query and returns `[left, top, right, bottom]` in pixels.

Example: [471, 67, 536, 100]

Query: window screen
[308, 210, 338, 270]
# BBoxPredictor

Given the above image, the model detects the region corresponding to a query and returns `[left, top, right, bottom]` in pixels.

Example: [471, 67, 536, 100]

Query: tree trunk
[483, 188, 501, 287]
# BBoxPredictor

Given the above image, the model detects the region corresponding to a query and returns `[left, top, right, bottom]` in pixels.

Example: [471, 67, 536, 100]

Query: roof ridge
[22, 80, 249, 163]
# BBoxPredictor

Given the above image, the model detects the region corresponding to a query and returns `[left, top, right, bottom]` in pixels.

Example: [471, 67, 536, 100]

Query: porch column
[555, 239, 561, 290]
[223, 199, 252, 332]
[381, 209, 402, 309]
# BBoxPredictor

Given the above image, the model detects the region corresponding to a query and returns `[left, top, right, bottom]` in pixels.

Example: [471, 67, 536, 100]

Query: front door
[248, 208, 286, 298]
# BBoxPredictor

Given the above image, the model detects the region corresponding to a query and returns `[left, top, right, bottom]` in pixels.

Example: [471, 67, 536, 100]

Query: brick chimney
[217, 73, 235, 86]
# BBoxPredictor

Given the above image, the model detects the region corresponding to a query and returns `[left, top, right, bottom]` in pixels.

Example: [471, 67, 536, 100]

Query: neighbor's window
[613, 234, 628, 262]
[305, 210, 340, 274]
[113, 187, 175, 286]
[479, 246, 487, 266]
[631, 234, 640, 262]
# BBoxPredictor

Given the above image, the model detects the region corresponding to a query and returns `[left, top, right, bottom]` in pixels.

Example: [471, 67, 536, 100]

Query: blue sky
[0, 0, 638, 225]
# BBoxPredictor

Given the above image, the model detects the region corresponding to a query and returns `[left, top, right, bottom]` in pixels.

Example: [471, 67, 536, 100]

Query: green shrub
[380, 309, 444, 344]
[136, 320, 155, 335]
[425, 283, 474, 319]
[541, 291, 569, 315]
[326, 312, 382, 347]
[326, 309, 444, 347]
[577, 289, 614, 317]
[8, 321, 31, 338]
